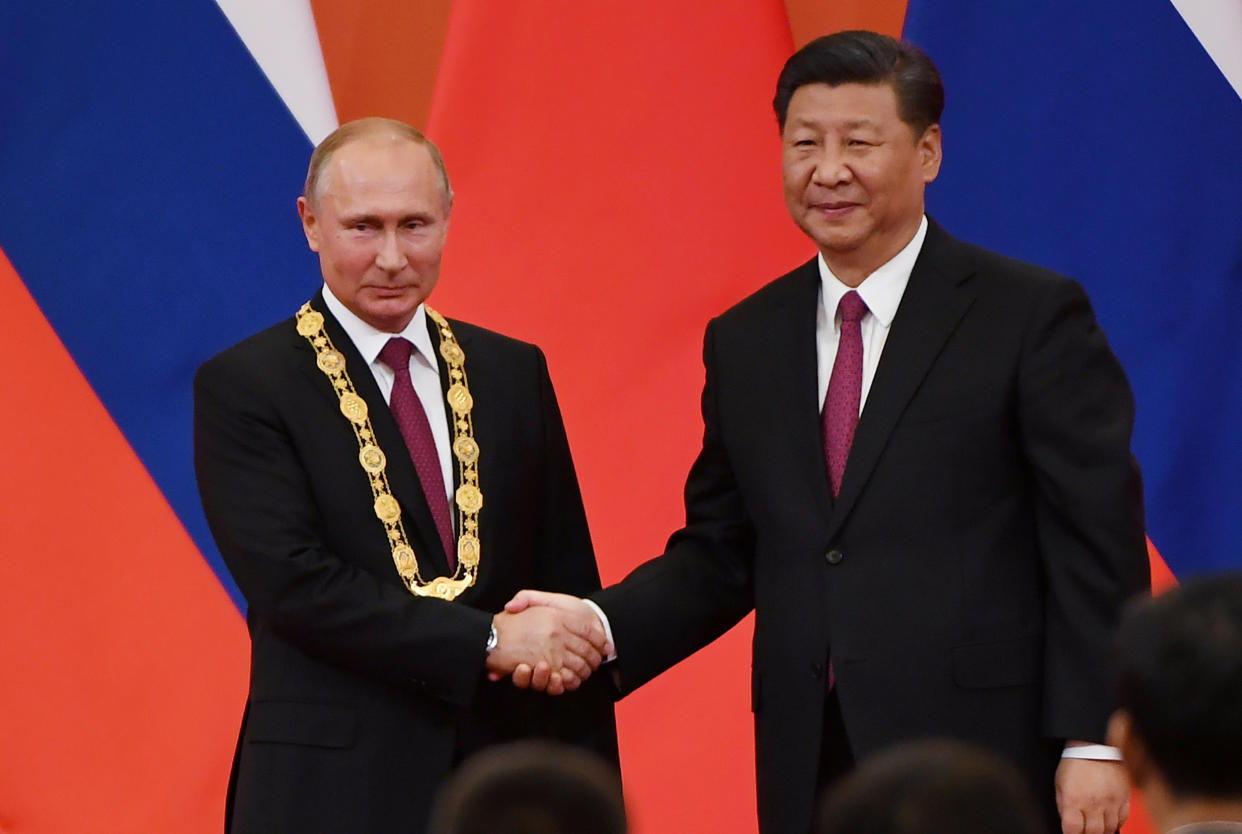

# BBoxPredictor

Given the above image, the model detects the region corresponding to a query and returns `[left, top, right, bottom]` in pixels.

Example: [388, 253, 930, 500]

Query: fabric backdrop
[2, 1, 1236, 831]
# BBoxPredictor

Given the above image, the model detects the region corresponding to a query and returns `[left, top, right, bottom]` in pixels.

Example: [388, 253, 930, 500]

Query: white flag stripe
[1171, 0, 1242, 102]
[214, 0, 339, 143]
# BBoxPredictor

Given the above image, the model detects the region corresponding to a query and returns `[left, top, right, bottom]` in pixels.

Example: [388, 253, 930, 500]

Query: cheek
[406, 236, 446, 264]
[782, 168, 809, 206]
[327, 247, 377, 278]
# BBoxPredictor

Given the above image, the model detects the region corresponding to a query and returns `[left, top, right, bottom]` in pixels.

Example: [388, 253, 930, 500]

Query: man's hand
[485, 602, 608, 695]
[1055, 756, 1130, 834]
[502, 590, 611, 693]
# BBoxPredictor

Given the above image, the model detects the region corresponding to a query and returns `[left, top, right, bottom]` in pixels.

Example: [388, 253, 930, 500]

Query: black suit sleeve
[592, 321, 756, 694]
[194, 352, 491, 709]
[1018, 278, 1148, 742]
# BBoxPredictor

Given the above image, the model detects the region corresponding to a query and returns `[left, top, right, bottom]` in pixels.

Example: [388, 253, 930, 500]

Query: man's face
[781, 82, 941, 281]
[298, 137, 450, 333]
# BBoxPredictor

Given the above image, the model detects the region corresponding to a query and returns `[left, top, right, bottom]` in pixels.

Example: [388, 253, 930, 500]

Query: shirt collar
[320, 284, 437, 369]
[817, 214, 928, 328]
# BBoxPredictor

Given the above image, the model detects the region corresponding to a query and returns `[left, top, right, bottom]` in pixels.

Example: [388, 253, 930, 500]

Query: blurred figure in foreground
[1110, 574, 1242, 834]
[430, 740, 626, 834]
[817, 738, 1044, 834]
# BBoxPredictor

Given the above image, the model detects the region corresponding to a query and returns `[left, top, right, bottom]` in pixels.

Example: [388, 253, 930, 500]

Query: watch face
[487, 625, 498, 652]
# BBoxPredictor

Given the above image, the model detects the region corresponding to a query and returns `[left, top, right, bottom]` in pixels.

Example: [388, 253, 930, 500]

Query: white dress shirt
[321, 285, 455, 527]
[815, 215, 927, 413]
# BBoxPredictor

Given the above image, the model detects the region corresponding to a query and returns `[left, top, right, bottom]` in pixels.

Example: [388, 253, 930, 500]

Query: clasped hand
[485, 591, 609, 695]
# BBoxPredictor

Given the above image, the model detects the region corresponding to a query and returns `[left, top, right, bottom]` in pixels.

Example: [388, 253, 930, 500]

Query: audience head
[1110, 573, 1242, 803]
[429, 740, 627, 834]
[817, 738, 1044, 834]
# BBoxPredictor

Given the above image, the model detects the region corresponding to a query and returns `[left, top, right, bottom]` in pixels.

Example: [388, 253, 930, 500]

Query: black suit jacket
[194, 292, 617, 834]
[594, 220, 1148, 834]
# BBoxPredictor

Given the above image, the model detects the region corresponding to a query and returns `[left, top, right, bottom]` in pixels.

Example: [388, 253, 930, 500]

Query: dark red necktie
[377, 337, 456, 570]
[822, 291, 868, 498]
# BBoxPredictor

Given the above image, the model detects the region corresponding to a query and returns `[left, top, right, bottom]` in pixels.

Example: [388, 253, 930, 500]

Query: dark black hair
[1115, 573, 1242, 799]
[429, 741, 626, 834]
[774, 30, 944, 135]
[817, 739, 1044, 834]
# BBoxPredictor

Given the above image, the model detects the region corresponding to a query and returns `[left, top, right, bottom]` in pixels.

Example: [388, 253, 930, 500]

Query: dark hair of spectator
[429, 740, 627, 834]
[774, 30, 944, 136]
[1114, 573, 1242, 799]
[817, 738, 1044, 834]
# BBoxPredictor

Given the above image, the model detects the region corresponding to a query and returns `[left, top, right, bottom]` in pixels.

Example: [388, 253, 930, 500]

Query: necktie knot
[378, 337, 414, 373]
[837, 291, 868, 324]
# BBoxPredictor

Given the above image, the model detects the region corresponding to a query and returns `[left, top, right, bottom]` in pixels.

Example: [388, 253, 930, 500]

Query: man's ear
[918, 124, 943, 184]
[1108, 710, 1147, 787]
[297, 195, 321, 253]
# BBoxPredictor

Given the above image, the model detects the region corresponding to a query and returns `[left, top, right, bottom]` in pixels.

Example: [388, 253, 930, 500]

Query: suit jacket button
[825, 548, 844, 565]
[811, 663, 825, 680]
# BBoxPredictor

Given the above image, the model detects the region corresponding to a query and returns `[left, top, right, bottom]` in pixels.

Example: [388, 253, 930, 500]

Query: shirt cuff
[1060, 744, 1122, 761]
[581, 598, 617, 662]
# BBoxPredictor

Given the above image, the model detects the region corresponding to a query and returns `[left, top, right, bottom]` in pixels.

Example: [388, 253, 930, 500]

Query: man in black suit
[506, 31, 1148, 834]
[1109, 574, 1242, 834]
[194, 117, 616, 834]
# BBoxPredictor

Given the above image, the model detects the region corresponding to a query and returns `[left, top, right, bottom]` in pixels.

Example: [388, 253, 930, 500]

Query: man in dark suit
[194, 117, 616, 834]
[506, 31, 1148, 834]
[1109, 574, 1242, 834]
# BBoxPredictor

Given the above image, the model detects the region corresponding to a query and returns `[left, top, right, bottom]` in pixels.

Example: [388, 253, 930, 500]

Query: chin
[362, 304, 420, 332]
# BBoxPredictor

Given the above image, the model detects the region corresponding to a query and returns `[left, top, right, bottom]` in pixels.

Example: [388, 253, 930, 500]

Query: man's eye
[793, 139, 816, 148]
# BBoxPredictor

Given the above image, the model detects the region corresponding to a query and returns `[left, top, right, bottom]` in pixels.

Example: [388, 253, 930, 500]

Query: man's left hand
[1055, 757, 1130, 834]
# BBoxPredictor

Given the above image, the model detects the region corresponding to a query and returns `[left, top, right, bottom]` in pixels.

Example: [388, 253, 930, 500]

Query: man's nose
[375, 230, 405, 271]
[811, 146, 852, 187]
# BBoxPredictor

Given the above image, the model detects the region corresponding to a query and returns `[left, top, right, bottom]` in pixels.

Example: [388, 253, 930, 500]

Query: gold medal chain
[295, 302, 481, 601]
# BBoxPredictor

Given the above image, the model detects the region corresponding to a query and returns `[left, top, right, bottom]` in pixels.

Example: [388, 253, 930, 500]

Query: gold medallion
[440, 341, 465, 365]
[411, 576, 471, 599]
[393, 545, 417, 573]
[373, 493, 401, 523]
[455, 484, 483, 514]
[457, 534, 480, 566]
[359, 444, 386, 474]
[447, 383, 473, 415]
[453, 436, 479, 464]
[340, 392, 369, 423]
[317, 349, 345, 374]
[297, 310, 324, 336]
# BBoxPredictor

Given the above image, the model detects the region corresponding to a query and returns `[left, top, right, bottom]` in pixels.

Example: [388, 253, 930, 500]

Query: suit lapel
[826, 222, 977, 540]
[298, 291, 453, 576]
[771, 261, 836, 538]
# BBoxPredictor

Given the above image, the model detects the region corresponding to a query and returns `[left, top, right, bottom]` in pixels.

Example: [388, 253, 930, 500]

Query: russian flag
[0, 2, 1234, 832]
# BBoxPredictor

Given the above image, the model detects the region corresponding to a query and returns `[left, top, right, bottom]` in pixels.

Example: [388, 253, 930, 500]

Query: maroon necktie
[822, 291, 868, 498]
[378, 337, 456, 570]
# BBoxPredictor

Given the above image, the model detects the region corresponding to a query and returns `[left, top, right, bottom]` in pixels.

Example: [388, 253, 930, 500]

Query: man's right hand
[486, 602, 608, 695]
[500, 590, 611, 693]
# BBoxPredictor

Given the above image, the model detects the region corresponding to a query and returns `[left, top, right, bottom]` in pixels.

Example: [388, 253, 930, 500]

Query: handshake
[485, 591, 611, 696]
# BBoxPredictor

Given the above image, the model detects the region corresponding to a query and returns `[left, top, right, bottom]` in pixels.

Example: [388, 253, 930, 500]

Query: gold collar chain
[295, 302, 481, 601]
